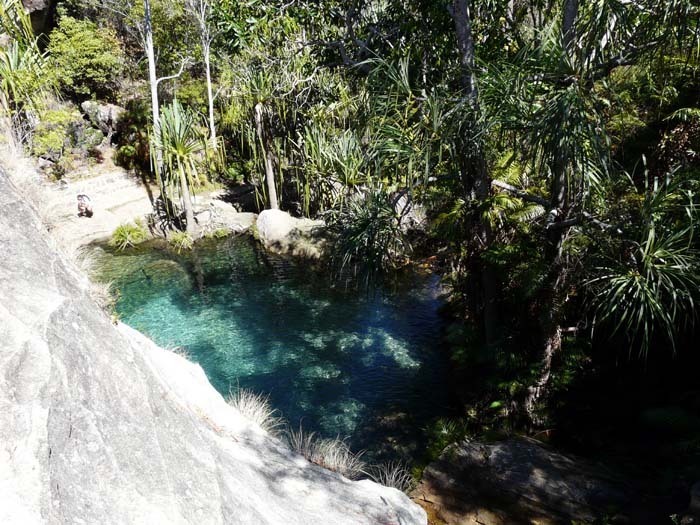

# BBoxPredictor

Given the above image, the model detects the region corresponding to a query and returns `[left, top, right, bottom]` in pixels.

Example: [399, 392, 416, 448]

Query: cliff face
[0, 170, 426, 525]
[22, 0, 56, 34]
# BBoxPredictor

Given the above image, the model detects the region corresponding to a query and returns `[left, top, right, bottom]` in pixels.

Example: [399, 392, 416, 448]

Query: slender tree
[185, 0, 218, 148]
[451, 0, 499, 344]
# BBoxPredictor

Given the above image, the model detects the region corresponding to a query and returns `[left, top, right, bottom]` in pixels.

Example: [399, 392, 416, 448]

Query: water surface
[97, 236, 453, 461]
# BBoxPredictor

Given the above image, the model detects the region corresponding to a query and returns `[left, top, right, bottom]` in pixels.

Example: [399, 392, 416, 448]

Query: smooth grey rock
[393, 191, 427, 233]
[80, 101, 125, 138]
[411, 437, 651, 524]
[691, 482, 700, 514]
[256, 209, 326, 259]
[0, 171, 426, 525]
[195, 201, 256, 235]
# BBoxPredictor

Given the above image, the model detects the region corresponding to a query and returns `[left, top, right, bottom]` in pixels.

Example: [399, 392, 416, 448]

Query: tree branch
[156, 57, 192, 87]
[492, 179, 548, 206]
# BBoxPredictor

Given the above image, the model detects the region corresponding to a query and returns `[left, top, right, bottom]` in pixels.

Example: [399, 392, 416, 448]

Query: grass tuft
[110, 219, 148, 250]
[363, 461, 415, 492]
[227, 388, 285, 436]
[168, 230, 194, 252]
[285, 425, 366, 480]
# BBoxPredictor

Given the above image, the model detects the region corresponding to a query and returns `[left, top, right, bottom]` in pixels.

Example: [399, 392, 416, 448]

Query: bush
[32, 106, 84, 161]
[114, 98, 151, 172]
[168, 231, 194, 252]
[110, 220, 148, 250]
[204, 228, 231, 240]
[327, 187, 411, 285]
[48, 15, 124, 100]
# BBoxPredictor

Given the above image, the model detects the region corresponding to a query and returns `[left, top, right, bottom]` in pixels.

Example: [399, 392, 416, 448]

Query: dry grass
[363, 461, 415, 492]
[227, 388, 285, 437]
[89, 279, 116, 311]
[285, 426, 366, 480]
[164, 345, 192, 361]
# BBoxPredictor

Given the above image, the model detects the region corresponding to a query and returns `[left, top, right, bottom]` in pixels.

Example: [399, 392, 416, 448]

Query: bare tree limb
[156, 57, 192, 87]
[492, 179, 548, 206]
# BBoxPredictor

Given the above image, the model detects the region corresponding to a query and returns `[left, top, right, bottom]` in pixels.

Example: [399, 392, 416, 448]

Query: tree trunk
[144, 0, 162, 168]
[179, 166, 196, 235]
[524, 274, 564, 424]
[452, 0, 499, 344]
[562, 0, 579, 51]
[524, 0, 580, 423]
[203, 43, 217, 149]
[254, 102, 279, 210]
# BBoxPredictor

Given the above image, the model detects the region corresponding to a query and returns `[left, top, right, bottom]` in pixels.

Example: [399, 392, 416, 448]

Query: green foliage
[589, 175, 700, 355]
[152, 99, 207, 205]
[204, 228, 230, 240]
[422, 418, 470, 464]
[110, 220, 148, 250]
[48, 15, 124, 100]
[168, 230, 194, 252]
[31, 105, 83, 160]
[0, 0, 53, 143]
[114, 98, 151, 172]
[327, 187, 411, 285]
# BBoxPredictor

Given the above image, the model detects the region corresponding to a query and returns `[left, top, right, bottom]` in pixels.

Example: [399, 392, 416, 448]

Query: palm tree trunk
[179, 167, 195, 234]
[254, 102, 279, 210]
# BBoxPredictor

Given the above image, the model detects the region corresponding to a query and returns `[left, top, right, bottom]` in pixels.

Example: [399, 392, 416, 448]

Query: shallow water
[97, 235, 453, 461]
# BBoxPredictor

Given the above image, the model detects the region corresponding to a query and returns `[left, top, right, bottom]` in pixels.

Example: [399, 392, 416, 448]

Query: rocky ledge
[411, 437, 660, 525]
[0, 170, 426, 524]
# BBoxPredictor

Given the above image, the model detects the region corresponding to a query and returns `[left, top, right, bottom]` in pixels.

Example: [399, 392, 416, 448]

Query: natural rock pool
[96, 235, 454, 462]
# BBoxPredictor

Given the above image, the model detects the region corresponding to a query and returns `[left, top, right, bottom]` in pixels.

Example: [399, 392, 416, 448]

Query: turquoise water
[97, 236, 453, 461]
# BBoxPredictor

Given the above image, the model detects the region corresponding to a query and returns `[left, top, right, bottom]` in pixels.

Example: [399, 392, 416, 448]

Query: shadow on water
[96, 235, 457, 462]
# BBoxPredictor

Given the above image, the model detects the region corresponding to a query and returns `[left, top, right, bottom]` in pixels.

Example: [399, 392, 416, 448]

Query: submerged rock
[256, 208, 326, 259]
[0, 172, 426, 524]
[412, 437, 653, 525]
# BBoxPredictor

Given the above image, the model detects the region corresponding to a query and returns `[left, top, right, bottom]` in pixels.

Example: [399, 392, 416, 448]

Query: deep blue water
[97, 236, 453, 461]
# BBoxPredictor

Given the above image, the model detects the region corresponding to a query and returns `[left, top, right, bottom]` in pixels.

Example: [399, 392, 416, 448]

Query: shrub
[110, 220, 148, 250]
[226, 388, 284, 436]
[327, 187, 411, 285]
[114, 98, 151, 172]
[48, 15, 124, 100]
[285, 426, 366, 480]
[32, 106, 84, 161]
[168, 231, 194, 252]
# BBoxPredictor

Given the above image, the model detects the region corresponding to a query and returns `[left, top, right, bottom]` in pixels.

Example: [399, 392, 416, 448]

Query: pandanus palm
[151, 100, 206, 235]
[0, 0, 52, 143]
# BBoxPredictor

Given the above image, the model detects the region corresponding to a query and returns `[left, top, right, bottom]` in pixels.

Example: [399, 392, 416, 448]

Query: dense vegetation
[2, 0, 700, 512]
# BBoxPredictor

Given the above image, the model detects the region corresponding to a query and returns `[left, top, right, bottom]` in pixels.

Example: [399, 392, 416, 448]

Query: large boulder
[256, 208, 326, 259]
[412, 437, 655, 525]
[194, 199, 257, 236]
[81, 100, 125, 138]
[0, 171, 426, 525]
